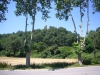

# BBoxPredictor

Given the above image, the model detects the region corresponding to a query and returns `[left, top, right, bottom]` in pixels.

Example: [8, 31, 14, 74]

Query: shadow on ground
[13, 62, 75, 70]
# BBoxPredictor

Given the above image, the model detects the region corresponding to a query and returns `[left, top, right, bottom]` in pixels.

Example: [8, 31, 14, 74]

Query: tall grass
[13, 62, 76, 70]
[0, 62, 12, 69]
[0, 62, 76, 70]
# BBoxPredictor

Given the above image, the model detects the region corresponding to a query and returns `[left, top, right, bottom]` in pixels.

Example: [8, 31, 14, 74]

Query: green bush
[0, 62, 8, 68]
[91, 58, 100, 64]
[59, 46, 73, 58]
[0, 62, 11, 69]
[0, 50, 7, 56]
[6, 52, 14, 57]
[16, 52, 26, 57]
[82, 53, 100, 65]
[82, 56, 92, 65]
[96, 50, 100, 58]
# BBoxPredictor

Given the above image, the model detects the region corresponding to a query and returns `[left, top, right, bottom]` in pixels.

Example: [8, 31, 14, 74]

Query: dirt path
[0, 57, 77, 66]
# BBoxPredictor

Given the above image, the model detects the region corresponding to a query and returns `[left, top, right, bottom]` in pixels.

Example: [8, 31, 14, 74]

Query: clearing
[0, 57, 77, 66]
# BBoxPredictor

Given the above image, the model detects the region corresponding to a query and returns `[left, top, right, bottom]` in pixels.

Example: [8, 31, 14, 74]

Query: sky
[0, 1, 100, 37]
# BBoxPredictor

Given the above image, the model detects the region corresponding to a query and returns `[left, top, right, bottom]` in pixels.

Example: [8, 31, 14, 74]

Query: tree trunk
[26, 1, 36, 67]
[26, 51, 31, 67]
[25, 6, 28, 67]
[78, 53, 82, 66]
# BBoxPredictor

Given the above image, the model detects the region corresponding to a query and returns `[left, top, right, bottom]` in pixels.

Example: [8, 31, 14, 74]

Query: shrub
[59, 46, 73, 59]
[0, 62, 8, 68]
[0, 50, 7, 56]
[0, 62, 11, 69]
[96, 50, 100, 58]
[91, 58, 100, 64]
[6, 52, 14, 57]
[82, 56, 92, 65]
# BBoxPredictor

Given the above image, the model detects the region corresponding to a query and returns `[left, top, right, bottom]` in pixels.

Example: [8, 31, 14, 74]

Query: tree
[32, 42, 46, 52]
[0, 34, 23, 56]
[11, 36, 22, 56]
[85, 37, 94, 53]
[88, 30, 97, 58]
[54, 0, 89, 65]
[14, 0, 52, 67]
[92, 0, 100, 13]
[96, 27, 100, 49]
[0, 0, 10, 22]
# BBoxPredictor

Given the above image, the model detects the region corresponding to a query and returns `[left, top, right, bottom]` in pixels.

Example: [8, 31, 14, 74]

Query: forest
[0, 0, 100, 67]
[0, 26, 100, 65]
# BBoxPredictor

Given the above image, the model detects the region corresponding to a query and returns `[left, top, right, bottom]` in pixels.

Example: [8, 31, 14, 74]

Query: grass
[0, 57, 77, 70]
[0, 50, 100, 70]
[0, 62, 76, 70]
[0, 61, 99, 70]
[0, 62, 12, 70]
[0, 57, 77, 66]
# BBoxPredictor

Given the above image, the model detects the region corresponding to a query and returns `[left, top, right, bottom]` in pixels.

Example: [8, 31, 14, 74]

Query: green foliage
[96, 50, 100, 58]
[42, 62, 75, 69]
[91, 58, 100, 64]
[82, 51, 100, 65]
[0, 50, 7, 56]
[59, 46, 73, 59]
[0, 0, 10, 22]
[83, 56, 100, 65]
[0, 62, 12, 69]
[54, 0, 87, 21]
[33, 26, 76, 47]
[24, 42, 30, 52]
[0, 34, 23, 56]
[85, 37, 94, 53]
[32, 42, 46, 52]
[82, 55, 92, 65]
[92, 0, 100, 12]
[72, 42, 82, 54]
[0, 26, 100, 59]
[40, 45, 60, 58]
[13, 0, 52, 21]
[96, 27, 100, 49]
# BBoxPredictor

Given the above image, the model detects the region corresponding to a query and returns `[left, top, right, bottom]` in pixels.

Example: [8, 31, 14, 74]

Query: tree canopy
[0, 0, 10, 22]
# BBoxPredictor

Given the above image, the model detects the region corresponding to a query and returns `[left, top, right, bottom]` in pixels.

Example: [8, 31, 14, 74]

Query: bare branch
[30, 0, 37, 52]
[82, 0, 89, 46]
[24, 2, 28, 47]
[80, 0, 83, 37]
[69, 10, 78, 44]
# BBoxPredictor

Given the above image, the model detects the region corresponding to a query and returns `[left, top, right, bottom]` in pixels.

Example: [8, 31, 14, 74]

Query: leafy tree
[32, 42, 46, 52]
[14, 0, 52, 67]
[0, 0, 10, 22]
[6, 34, 23, 56]
[41, 44, 59, 58]
[88, 30, 97, 58]
[85, 37, 94, 53]
[59, 46, 73, 59]
[54, 0, 89, 65]
[96, 27, 100, 49]
[16, 30, 24, 37]
[11, 36, 23, 56]
[92, 0, 100, 13]
[0, 42, 3, 51]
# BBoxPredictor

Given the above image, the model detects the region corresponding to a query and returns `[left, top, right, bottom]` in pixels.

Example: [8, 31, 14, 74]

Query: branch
[82, 0, 89, 47]
[30, 0, 37, 52]
[69, 10, 78, 44]
[80, 0, 83, 37]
